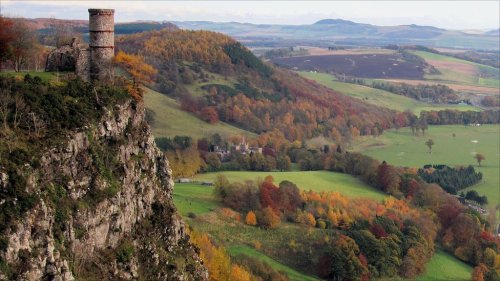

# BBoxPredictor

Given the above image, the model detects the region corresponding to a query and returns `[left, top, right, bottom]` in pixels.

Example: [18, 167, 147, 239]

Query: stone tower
[88, 8, 114, 81]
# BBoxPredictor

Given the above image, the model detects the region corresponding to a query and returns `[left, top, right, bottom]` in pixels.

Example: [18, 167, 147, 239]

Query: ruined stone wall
[75, 49, 90, 81]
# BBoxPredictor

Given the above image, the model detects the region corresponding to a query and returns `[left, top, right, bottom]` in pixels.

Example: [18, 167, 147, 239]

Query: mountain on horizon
[173, 18, 499, 50]
[14, 15, 500, 50]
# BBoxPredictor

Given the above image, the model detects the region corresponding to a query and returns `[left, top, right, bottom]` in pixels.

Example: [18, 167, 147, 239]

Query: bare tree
[10, 19, 37, 72]
[0, 89, 13, 132]
[27, 44, 48, 72]
[50, 17, 83, 47]
[13, 94, 27, 129]
[27, 111, 46, 138]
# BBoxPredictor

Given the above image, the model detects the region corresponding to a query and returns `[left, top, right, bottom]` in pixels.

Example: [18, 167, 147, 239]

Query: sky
[1, 1, 499, 31]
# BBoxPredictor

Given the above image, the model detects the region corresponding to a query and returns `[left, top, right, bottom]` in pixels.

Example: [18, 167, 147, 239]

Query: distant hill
[173, 19, 499, 50]
[13, 16, 499, 50]
[11, 17, 178, 39]
[484, 28, 500, 36]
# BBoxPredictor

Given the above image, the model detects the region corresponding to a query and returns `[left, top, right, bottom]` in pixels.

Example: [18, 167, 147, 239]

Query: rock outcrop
[0, 100, 207, 280]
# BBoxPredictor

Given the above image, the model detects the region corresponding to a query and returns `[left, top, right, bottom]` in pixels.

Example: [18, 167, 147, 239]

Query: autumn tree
[258, 207, 280, 229]
[425, 139, 434, 154]
[0, 16, 15, 69]
[245, 211, 257, 226]
[276, 153, 292, 171]
[323, 235, 368, 280]
[200, 106, 219, 123]
[230, 265, 252, 281]
[114, 51, 157, 100]
[472, 263, 488, 281]
[377, 161, 402, 195]
[475, 153, 485, 167]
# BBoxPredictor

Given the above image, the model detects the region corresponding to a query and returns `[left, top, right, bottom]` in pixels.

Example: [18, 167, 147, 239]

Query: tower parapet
[88, 8, 114, 81]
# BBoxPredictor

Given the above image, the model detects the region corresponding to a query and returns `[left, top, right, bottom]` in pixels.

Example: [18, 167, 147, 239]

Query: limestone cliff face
[0, 100, 207, 280]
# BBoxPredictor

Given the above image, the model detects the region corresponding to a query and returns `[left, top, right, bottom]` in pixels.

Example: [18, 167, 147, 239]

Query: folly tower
[88, 9, 115, 81]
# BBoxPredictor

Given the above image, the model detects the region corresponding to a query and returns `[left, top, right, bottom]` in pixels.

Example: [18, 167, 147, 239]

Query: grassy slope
[351, 125, 500, 211]
[184, 70, 237, 97]
[143, 87, 255, 139]
[416, 249, 472, 281]
[299, 72, 479, 114]
[0, 71, 58, 83]
[193, 170, 386, 201]
[173, 183, 220, 216]
[229, 245, 321, 281]
[413, 51, 500, 88]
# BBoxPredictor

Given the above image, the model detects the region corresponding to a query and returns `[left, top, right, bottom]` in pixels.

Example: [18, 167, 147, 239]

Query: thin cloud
[1, 1, 498, 30]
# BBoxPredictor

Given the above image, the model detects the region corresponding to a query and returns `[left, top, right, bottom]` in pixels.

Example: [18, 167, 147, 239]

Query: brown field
[434, 48, 467, 54]
[272, 54, 425, 79]
[304, 47, 395, 56]
[427, 59, 478, 76]
[382, 79, 500, 94]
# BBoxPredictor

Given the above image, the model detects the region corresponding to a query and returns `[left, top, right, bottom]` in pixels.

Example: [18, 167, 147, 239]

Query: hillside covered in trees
[116, 29, 403, 142]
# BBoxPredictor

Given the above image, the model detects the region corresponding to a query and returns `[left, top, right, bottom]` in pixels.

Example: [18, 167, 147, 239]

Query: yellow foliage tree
[245, 211, 257, 226]
[114, 50, 157, 101]
[189, 230, 256, 281]
[230, 265, 252, 281]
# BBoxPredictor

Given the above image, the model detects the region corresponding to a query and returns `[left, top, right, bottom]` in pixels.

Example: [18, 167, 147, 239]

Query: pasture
[413, 51, 500, 88]
[416, 249, 473, 281]
[143, 87, 255, 139]
[173, 183, 220, 216]
[193, 170, 387, 201]
[351, 124, 500, 210]
[299, 71, 479, 113]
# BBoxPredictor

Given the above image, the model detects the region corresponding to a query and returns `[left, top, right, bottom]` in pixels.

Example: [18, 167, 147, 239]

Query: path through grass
[229, 245, 321, 281]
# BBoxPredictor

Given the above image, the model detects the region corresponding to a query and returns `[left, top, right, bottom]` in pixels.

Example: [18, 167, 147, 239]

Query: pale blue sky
[1, 1, 499, 30]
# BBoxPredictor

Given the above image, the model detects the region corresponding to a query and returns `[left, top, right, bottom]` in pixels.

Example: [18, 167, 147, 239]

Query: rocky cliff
[0, 99, 207, 280]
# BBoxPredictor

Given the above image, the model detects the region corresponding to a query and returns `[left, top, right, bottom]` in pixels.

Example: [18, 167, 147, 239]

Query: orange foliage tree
[114, 50, 157, 100]
[189, 230, 254, 281]
[245, 211, 257, 226]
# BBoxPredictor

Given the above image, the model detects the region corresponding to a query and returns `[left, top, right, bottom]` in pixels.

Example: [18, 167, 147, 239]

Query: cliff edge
[0, 76, 207, 280]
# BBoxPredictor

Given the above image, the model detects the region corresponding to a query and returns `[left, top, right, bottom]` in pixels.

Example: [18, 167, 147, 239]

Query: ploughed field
[271, 54, 425, 79]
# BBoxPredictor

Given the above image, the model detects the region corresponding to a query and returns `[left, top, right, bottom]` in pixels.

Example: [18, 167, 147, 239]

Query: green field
[193, 170, 386, 201]
[229, 245, 321, 281]
[144, 87, 255, 139]
[416, 249, 472, 281]
[173, 183, 220, 216]
[352, 125, 500, 211]
[0, 71, 59, 83]
[298, 71, 479, 114]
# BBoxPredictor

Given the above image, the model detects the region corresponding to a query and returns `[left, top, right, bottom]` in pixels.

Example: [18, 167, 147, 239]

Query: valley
[1, 4, 499, 281]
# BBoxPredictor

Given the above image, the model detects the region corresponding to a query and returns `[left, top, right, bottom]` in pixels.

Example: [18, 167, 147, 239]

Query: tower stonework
[88, 8, 114, 81]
